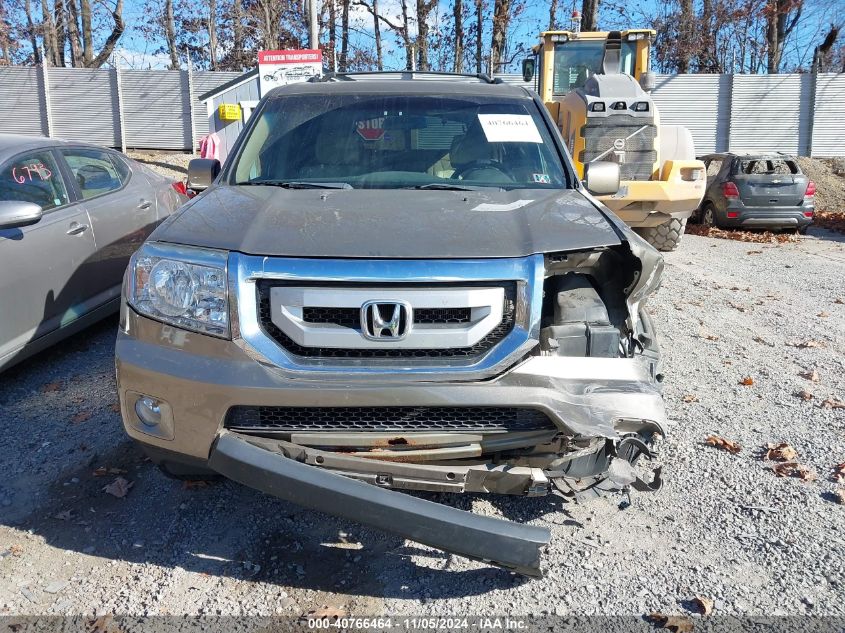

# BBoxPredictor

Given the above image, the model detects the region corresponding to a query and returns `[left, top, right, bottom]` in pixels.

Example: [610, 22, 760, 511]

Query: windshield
[553, 40, 636, 94]
[231, 93, 569, 190]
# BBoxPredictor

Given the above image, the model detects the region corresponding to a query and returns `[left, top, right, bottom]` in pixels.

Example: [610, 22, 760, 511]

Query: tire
[636, 217, 687, 252]
[701, 203, 718, 228]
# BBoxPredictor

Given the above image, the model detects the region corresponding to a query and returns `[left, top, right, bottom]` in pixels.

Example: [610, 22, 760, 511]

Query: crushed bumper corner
[208, 432, 551, 577]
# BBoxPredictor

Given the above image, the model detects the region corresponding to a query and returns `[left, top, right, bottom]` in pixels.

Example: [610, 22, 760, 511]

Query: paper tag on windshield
[477, 114, 542, 143]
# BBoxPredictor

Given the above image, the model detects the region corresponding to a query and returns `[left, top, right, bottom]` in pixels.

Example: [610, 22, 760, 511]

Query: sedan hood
[152, 185, 622, 258]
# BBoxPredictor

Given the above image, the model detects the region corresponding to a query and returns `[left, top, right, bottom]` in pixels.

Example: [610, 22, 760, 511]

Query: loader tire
[636, 218, 687, 252]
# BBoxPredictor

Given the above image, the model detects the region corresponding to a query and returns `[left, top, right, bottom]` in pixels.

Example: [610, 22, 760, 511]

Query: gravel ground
[1, 159, 844, 624]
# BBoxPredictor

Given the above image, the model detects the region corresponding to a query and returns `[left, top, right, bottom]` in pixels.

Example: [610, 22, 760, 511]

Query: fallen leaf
[705, 435, 741, 454]
[799, 369, 820, 382]
[728, 301, 749, 312]
[647, 613, 694, 633]
[831, 463, 845, 484]
[182, 480, 210, 490]
[739, 377, 754, 386]
[54, 510, 73, 521]
[102, 477, 133, 498]
[787, 340, 823, 349]
[752, 336, 774, 347]
[94, 467, 127, 477]
[764, 442, 798, 461]
[88, 614, 123, 633]
[817, 311, 829, 318]
[835, 298, 844, 305]
[41, 381, 62, 393]
[692, 596, 714, 615]
[9, 544, 23, 556]
[795, 389, 813, 401]
[300, 605, 345, 622]
[71, 410, 92, 424]
[110, 402, 121, 413]
[820, 398, 845, 409]
[771, 462, 816, 481]
[682, 394, 699, 403]
[698, 328, 719, 341]
[834, 490, 845, 505]
[746, 250, 763, 254]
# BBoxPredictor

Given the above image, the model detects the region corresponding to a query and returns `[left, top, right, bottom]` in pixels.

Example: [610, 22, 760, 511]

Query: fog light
[135, 396, 163, 427]
[727, 211, 739, 219]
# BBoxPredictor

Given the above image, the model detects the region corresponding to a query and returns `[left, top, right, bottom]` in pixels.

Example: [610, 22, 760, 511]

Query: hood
[152, 185, 622, 258]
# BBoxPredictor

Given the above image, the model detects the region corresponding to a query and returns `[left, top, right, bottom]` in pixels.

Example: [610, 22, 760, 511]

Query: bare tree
[765, 0, 803, 73]
[80, 0, 92, 64]
[208, 0, 218, 69]
[340, 0, 349, 70]
[677, 0, 693, 72]
[24, 0, 42, 63]
[581, 0, 599, 31]
[356, 0, 413, 68]
[474, 0, 482, 72]
[548, 0, 557, 30]
[66, 0, 84, 66]
[416, 0, 436, 69]
[39, 0, 58, 64]
[490, 0, 510, 73]
[372, 0, 382, 69]
[453, 0, 464, 71]
[231, 0, 244, 69]
[164, 0, 178, 68]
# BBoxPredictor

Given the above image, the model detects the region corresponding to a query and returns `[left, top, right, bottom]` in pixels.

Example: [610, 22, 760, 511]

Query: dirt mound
[796, 157, 845, 212]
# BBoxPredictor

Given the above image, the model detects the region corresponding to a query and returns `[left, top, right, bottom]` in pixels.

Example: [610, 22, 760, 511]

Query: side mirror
[639, 71, 657, 92]
[187, 158, 221, 192]
[521, 58, 536, 83]
[0, 201, 43, 229]
[584, 162, 620, 196]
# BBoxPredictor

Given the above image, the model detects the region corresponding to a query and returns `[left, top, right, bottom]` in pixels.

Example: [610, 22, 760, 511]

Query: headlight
[128, 243, 229, 338]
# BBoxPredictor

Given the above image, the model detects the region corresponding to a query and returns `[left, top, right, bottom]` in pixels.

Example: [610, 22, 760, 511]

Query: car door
[58, 147, 157, 304]
[0, 148, 97, 366]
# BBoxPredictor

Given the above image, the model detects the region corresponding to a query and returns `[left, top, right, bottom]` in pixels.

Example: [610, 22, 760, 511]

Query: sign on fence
[258, 49, 323, 96]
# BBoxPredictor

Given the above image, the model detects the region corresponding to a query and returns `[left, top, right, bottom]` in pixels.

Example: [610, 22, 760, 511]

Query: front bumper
[116, 307, 666, 576]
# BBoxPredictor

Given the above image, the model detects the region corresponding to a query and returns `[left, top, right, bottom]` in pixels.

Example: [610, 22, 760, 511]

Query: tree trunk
[25, 0, 42, 64]
[88, 0, 123, 68]
[677, 0, 693, 72]
[232, 0, 243, 69]
[328, 0, 336, 70]
[489, 0, 510, 74]
[373, 0, 382, 69]
[39, 0, 57, 65]
[65, 0, 83, 67]
[416, 0, 436, 70]
[401, 0, 412, 69]
[766, 0, 803, 73]
[474, 0, 482, 72]
[581, 0, 598, 31]
[164, 0, 178, 68]
[340, 0, 349, 70]
[453, 0, 463, 72]
[548, 0, 557, 30]
[54, 0, 66, 66]
[80, 0, 92, 65]
[208, 0, 218, 70]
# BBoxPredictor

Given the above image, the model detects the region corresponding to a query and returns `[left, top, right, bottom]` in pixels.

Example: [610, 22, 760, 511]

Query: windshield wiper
[408, 183, 484, 191]
[239, 180, 353, 189]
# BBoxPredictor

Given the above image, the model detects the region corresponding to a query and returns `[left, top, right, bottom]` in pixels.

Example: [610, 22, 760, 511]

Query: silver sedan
[0, 134, 188, 371]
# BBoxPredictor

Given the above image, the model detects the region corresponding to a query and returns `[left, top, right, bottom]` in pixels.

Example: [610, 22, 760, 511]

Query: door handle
[138, 200, 152, 210]
[66, 223, 89, 236]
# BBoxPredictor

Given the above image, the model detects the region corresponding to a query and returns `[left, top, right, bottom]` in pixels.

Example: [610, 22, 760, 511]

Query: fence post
[807, 71, 817, 157]
[114, 58, 128, 153]
[41, 62, 54, 138]
[186, 50, 197, 153]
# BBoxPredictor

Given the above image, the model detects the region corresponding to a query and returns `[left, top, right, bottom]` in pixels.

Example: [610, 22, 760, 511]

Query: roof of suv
[266, 73, 532, 99]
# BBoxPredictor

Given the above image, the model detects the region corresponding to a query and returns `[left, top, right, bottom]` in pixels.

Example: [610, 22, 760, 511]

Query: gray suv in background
[698, 153, 815, 231]
[115, 73, 667, 577]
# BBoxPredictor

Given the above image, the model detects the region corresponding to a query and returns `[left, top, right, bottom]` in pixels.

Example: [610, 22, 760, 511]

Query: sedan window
[0, 151, 69, 211]
[61, 149, 125, 200]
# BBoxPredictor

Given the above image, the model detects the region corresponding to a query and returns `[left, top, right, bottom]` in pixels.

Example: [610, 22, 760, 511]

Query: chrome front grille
[256, 280, 516, 359]
[580, 115, 657, 181]
[226, 406, 555, 433]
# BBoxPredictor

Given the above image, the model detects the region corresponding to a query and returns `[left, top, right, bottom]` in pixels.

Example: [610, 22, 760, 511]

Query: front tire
[636, 217, 687, 252]
[701, 203, 718, 228]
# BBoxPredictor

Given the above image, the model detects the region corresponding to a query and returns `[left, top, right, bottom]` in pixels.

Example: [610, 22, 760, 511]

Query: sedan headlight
[128, 243, 229, 338]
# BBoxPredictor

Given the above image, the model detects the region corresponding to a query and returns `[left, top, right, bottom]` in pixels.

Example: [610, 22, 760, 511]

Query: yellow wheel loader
[522, 28, 705, 251]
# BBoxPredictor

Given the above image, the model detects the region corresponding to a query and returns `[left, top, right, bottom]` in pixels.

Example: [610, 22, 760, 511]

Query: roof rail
[308, 71, 503, 84]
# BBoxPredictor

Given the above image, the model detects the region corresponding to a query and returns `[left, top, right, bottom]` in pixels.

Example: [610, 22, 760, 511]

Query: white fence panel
[729, 74, 813, 155]
[811, 73, 845, 158]
[0, 67, 49, 137]
[48, 67, 121, 146]
[121, 70, 192, 150]
[651, 74, 730, 154]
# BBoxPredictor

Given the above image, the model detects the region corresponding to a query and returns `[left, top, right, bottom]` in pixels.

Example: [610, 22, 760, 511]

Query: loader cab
[523, 29, 654, 102]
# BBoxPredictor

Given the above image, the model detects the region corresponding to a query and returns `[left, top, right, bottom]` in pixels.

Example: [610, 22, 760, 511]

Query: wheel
[701, 203, 718, 228]
[635, 217, 687, 252]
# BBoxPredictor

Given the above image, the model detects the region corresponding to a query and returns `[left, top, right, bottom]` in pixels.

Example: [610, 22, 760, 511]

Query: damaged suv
[116, 73, 666, 577]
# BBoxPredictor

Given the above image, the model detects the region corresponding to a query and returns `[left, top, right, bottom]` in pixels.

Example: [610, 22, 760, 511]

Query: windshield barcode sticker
[477, 114, 542, 143]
